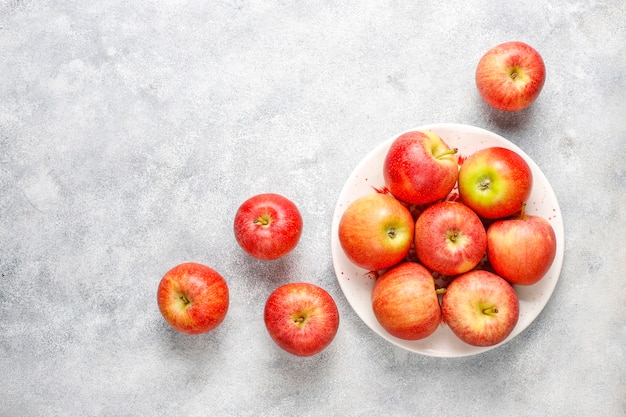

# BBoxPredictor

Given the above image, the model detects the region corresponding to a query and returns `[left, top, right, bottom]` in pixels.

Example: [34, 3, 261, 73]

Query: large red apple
[264, 282, 340, 357]
[371, 262, 442, 340]
[157, 262, 229, 334]
[458, 147, 533, 219]
[475, 41, 546, 112]
[338, 193, 414, 271]
[233, 193, 303, 260]
[414, 201, 487, 276]
[487, 204, 557, 285]
[441, 270, 519, 347]
[383, 130, 459, 205]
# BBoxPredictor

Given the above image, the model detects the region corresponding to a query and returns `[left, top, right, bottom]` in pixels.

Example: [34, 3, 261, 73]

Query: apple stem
[254, 215, 271, 226]
[435, 147, 458, 159]
[179, 294, 190, 305]
[482, 307, 498, 315]
[519, 202, 527, 219]
[435, 288, 446, 295]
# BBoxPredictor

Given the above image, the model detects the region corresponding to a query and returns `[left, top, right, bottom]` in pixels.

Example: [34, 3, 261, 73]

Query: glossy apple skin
[157, 262, 229, 335]
[487, 214, 557, 285]
[264, 282, 340, 357]
[442, 270, 519, 347]
[371, 262, 441, 340]
[338, 193, 415, 271]
[475, 41, 546, 111]
[233, 193, 303, 260]
[383, 130, 459, 205]
[414, 201, 487, 276]
[458, 147, 533, 219]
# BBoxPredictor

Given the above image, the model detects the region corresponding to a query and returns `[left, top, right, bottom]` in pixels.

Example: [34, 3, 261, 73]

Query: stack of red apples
[338, 130, 557, 347]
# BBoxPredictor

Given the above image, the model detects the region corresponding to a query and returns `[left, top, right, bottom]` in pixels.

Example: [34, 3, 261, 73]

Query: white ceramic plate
[331, 123, 564, 357]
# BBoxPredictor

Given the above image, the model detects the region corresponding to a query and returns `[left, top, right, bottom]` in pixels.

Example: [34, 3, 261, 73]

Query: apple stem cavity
[479, 177, 492, 191]
[254, 214, 272, 227]
[179, 294, 191, 306]
[482, 307, 499, 315]
[447, 230, 460, 242]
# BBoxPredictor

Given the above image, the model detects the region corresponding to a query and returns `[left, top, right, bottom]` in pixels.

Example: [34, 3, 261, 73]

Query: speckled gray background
[1, 1, 624, 416]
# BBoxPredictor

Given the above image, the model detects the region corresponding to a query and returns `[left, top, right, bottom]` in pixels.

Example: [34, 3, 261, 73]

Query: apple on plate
[371, 262, 442, 340]
[338, 192, 414, 271]
[487, 203, 557, 285]
[264, 282, 340, 357]
[414, 201, 487, 276]
[441, 269, 519, 347]
[475, 41, 546, 112]
[383, 130, 459, 205]
[157, 262, 229, 334]
[234, 193, 303, 260]
[458, 147, 533, 220]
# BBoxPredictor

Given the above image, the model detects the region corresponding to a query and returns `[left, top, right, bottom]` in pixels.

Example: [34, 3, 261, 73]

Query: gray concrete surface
[1, 1, 624, 416]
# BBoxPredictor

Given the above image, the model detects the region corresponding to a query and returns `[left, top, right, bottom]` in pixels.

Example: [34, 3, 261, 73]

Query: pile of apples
[157, 193, 340, 357]
[154, 40, 550, 355]
[338, 130, 557, 347]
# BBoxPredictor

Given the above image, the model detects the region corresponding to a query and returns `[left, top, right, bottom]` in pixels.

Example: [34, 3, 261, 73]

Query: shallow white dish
[330, 123, 564, 357]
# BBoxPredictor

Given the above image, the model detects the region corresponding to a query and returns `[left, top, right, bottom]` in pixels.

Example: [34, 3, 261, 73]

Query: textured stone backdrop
[1, 1, 624, 416]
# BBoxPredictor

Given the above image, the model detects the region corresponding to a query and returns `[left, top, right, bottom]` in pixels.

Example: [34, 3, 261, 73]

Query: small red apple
[442, 270, 519, 347]
[487, 203, 557, 285]
[338, 193, 415, 271]
[458, 147, 533, 219]
[383, 130, 459, 205]
[414, 201, 487, 276]
[475, 41, 546, 112]
[371, 262, 442, 340]
[233, 193, 303, 260]
[157, 262, 229, 334]
[264, 282, 340, 357]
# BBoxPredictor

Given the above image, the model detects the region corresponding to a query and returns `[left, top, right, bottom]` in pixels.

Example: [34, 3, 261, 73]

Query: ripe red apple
[442, 270, 519, 347]
[475, 41, 546, 111]
[458, 147, 533, 219]
[157, 262, 229, 334]
[338, 193, 414, 271]
[233, 193, 303, 260]
[414, 201, 487, 276]
[383, 130, 459, 205]
[487, 204, 557, 285]
[371, 262, 442, 340]
[264, 282, 340, 356]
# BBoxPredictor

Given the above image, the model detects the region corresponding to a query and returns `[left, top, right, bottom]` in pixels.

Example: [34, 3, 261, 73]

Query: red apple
[233, 193, 303, 260]
[441, 270, 519, 347]
[414, 201, 487, 276]
[371, 262, 442, 340]
[458, 147, 533, 219]
[157, 262, 229, 334]
[487, 203, 557, 285]
[338, 193, 414, 271]
[383, 130, 459, 205]
[264, 282, 340, 356]
[475, 41, 546, 111]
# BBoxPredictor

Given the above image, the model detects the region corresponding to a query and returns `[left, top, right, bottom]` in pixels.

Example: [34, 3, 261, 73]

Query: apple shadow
[233, 249, 305, 294]
[475, 96, 539, 134]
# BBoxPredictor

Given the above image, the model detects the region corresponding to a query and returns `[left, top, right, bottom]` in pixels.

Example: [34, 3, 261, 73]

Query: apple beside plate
[330, 123, 564, 357]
